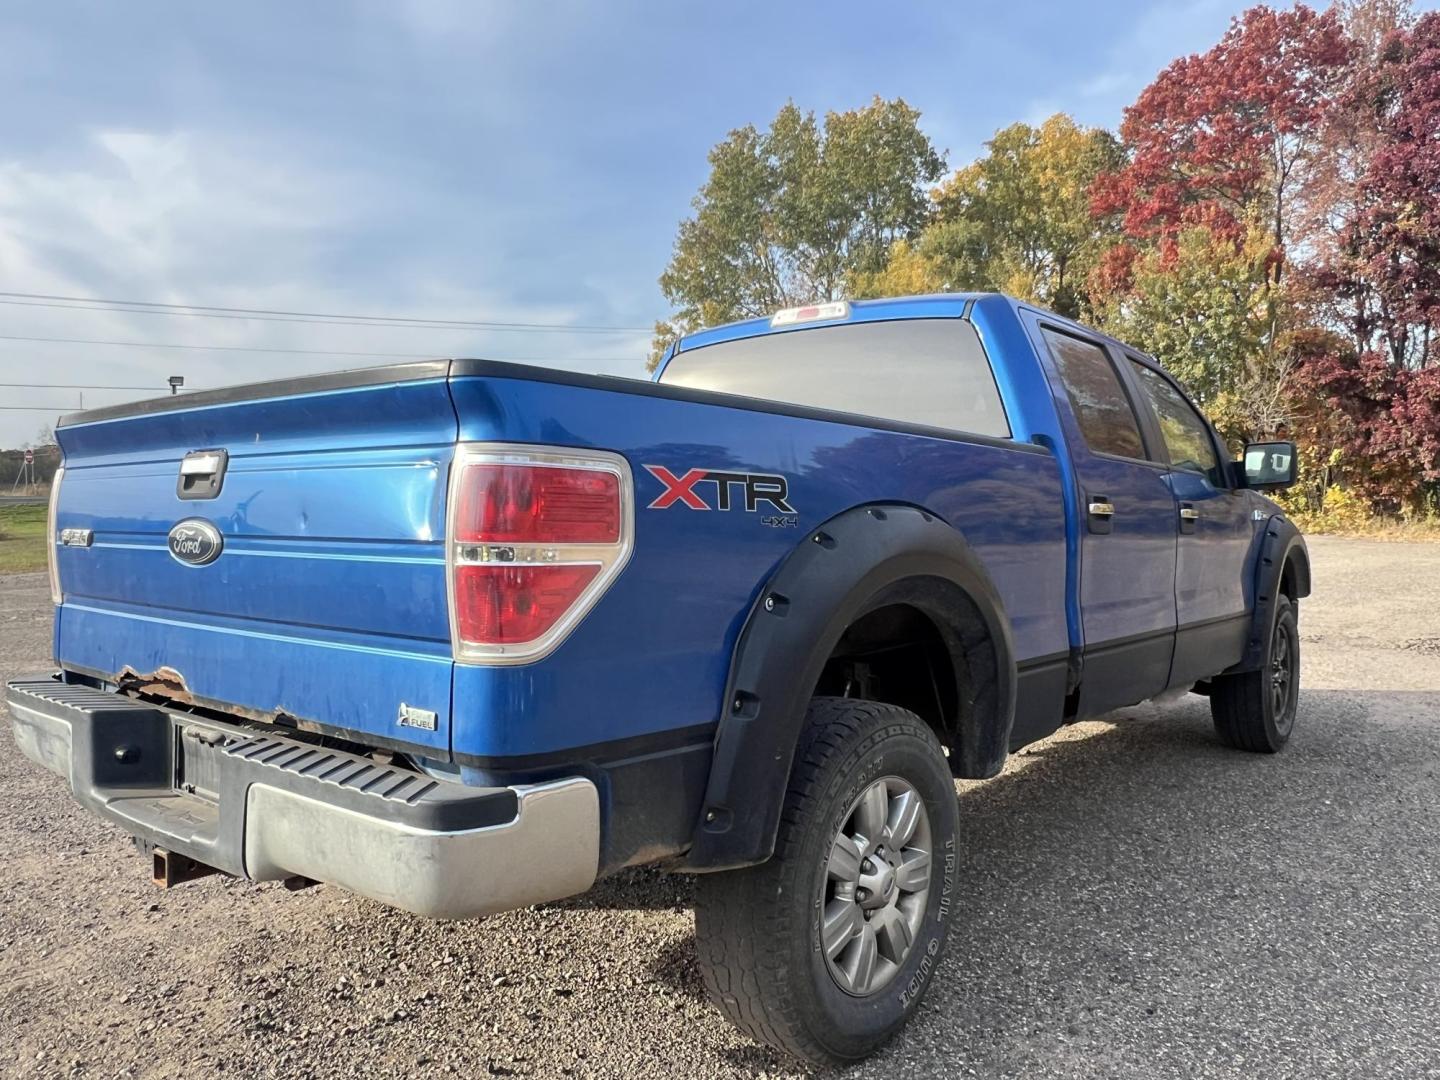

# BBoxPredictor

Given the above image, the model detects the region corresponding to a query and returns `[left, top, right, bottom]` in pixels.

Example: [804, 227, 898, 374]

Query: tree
[1250, 2, 1440, 514]
[1093, 4, 1350, 280]
[1302, 0, 1420, 366]
[1286, 332, 1440, 512]
[1352, 11, 1440, 367]
[940, 116, 1123, 315]
[1089, 5, 1364, 473]
[1094, 223, 1290, 441]
[651, 97, 945, 367]
[854, 115, 1122, 317]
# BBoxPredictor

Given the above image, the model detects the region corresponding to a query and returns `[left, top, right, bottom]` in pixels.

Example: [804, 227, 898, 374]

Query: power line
[0, 290, 652, 334]
[0, 334, 426, 360]
[0, 331, 638, 363]
[2, 382, 198, 392]
[0, 288, 653, 330]
[0, 298, 646, 334]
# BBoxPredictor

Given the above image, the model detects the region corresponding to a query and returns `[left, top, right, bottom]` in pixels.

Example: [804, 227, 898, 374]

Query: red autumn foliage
[1288, 333, 1440, 511]
[1094, 2, 1440, 512]
[1354, 12, 1440, 361]
[1092, 4, 1350, 260]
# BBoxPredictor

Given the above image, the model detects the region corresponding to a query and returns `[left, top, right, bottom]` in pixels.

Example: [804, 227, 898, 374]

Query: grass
[0, 504, 48, 573]
[1292, 517, 1440, 540]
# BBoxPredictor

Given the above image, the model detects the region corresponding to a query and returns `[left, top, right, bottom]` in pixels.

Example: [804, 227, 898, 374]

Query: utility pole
[10, 448, 34, 494]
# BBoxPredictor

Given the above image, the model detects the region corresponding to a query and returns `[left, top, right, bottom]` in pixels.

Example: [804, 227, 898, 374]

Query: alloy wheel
[819, 776, 933, 996]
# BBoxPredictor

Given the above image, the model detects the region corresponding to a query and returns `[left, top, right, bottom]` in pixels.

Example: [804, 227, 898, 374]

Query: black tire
[1210, 594, 1300, 752]
[693, 697, 960, 1066]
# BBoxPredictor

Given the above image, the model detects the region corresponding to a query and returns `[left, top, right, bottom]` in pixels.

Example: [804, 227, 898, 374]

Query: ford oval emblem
[167, 519, 223, 566]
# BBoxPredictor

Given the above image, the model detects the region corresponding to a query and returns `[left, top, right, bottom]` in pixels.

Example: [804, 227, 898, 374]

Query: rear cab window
[660, 319, 1011, 439]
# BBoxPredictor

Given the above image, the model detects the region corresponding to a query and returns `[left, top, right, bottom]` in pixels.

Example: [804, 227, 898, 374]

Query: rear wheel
[1211, 594, 1299, 752]
[693, 698, 959, 1065]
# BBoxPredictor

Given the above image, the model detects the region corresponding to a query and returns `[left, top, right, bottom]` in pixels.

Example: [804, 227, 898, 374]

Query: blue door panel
[1167, 471, 1253, 626]
[1166, 471, 1257, 684]
[1016, 309, 1178, 711]
[1070, 457, 1178, 644]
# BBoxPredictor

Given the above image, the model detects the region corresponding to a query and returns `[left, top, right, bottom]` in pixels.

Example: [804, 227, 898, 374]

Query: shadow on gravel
[548, 705, 1272, 970]
[555, 698, 1254, 915]
[647, 933, 707, 1001]
[544, 866, 697, 913]
[552, 689, 1440, 1072]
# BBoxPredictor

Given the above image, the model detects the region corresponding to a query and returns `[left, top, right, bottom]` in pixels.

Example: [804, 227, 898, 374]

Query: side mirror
[1241, 441, 1297, 490]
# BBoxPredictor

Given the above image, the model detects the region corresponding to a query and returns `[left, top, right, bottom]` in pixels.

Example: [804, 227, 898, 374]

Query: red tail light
[455, 564, 601, 644]
[448, 446, 632, 664]
[454, 464, 620, 544]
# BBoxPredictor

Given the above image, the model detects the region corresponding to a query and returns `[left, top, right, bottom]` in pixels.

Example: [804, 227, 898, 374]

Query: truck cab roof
[667, 292, 1148, 375]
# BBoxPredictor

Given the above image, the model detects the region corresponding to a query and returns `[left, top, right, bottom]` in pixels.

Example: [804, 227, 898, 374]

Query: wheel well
[812, 599, 987, 773]
[1280, 547, 1311, 600]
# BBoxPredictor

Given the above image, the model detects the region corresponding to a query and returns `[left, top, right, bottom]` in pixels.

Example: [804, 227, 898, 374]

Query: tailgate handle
[177, 449, 228, 500]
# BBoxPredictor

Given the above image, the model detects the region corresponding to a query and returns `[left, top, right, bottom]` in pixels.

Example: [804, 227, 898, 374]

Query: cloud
[1076, 71, 1135, 100]
[1016, 0, 1235, 133]
[0, 128, 648, 444]
[1074, 0, 1234, 119]
[0, 130, 358, 294]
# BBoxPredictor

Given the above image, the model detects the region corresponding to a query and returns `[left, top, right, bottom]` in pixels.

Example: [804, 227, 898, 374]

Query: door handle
[1086, 495, 1115, 535]
[1178, 503, 1200, 534]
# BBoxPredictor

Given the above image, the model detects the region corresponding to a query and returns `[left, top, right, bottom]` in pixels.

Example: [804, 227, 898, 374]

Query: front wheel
[693, 698, 960, 1065]
[1210, 594, 1300, 752]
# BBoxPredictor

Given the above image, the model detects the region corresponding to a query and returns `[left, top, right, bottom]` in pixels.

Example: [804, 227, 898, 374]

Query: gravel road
[2, 536, 1438, 1079]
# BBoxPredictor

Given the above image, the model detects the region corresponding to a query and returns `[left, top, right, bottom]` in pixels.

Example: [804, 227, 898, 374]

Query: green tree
[854, 115, 1122, 317]
[1094, 223, 1292, 442]
[651, 97, 945, 368]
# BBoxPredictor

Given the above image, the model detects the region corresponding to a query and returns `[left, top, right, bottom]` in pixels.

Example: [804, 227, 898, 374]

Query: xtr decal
[644, 465, 796, 514]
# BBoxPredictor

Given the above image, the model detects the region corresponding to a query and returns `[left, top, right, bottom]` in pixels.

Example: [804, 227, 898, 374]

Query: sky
[0, 0, 1401, 447]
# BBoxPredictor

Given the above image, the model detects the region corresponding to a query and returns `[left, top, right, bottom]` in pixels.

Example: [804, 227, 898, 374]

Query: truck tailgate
[51, 364, 457, 755]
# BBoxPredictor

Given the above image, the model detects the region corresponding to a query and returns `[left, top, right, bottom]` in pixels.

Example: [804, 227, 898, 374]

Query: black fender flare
[682, 503, 1017, 871]
[1230, 514, 1311, 673]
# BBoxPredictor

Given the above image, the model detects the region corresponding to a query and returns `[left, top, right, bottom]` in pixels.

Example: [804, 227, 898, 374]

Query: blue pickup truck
[7, 294, 1308, 1064]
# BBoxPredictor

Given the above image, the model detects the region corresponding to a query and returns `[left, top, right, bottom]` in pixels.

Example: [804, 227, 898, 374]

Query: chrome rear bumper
[5, 675, 599, 919]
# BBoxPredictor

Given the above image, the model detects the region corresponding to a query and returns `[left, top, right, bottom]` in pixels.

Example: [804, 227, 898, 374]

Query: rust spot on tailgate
[116, 666, 301, 730]
[116, 665, 198, 704]
[110, 672, 399, 762]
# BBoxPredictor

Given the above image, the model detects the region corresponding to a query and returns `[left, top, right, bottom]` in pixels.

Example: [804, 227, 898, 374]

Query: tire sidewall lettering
[803, 729, 958, 1015]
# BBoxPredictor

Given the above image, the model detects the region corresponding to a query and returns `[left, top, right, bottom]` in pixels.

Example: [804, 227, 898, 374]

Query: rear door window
[660, 319, 1010, 438]
[1039, 327, 1147, 460]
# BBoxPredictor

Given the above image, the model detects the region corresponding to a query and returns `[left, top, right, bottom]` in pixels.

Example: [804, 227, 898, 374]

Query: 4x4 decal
[644, 465, 796, 514]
